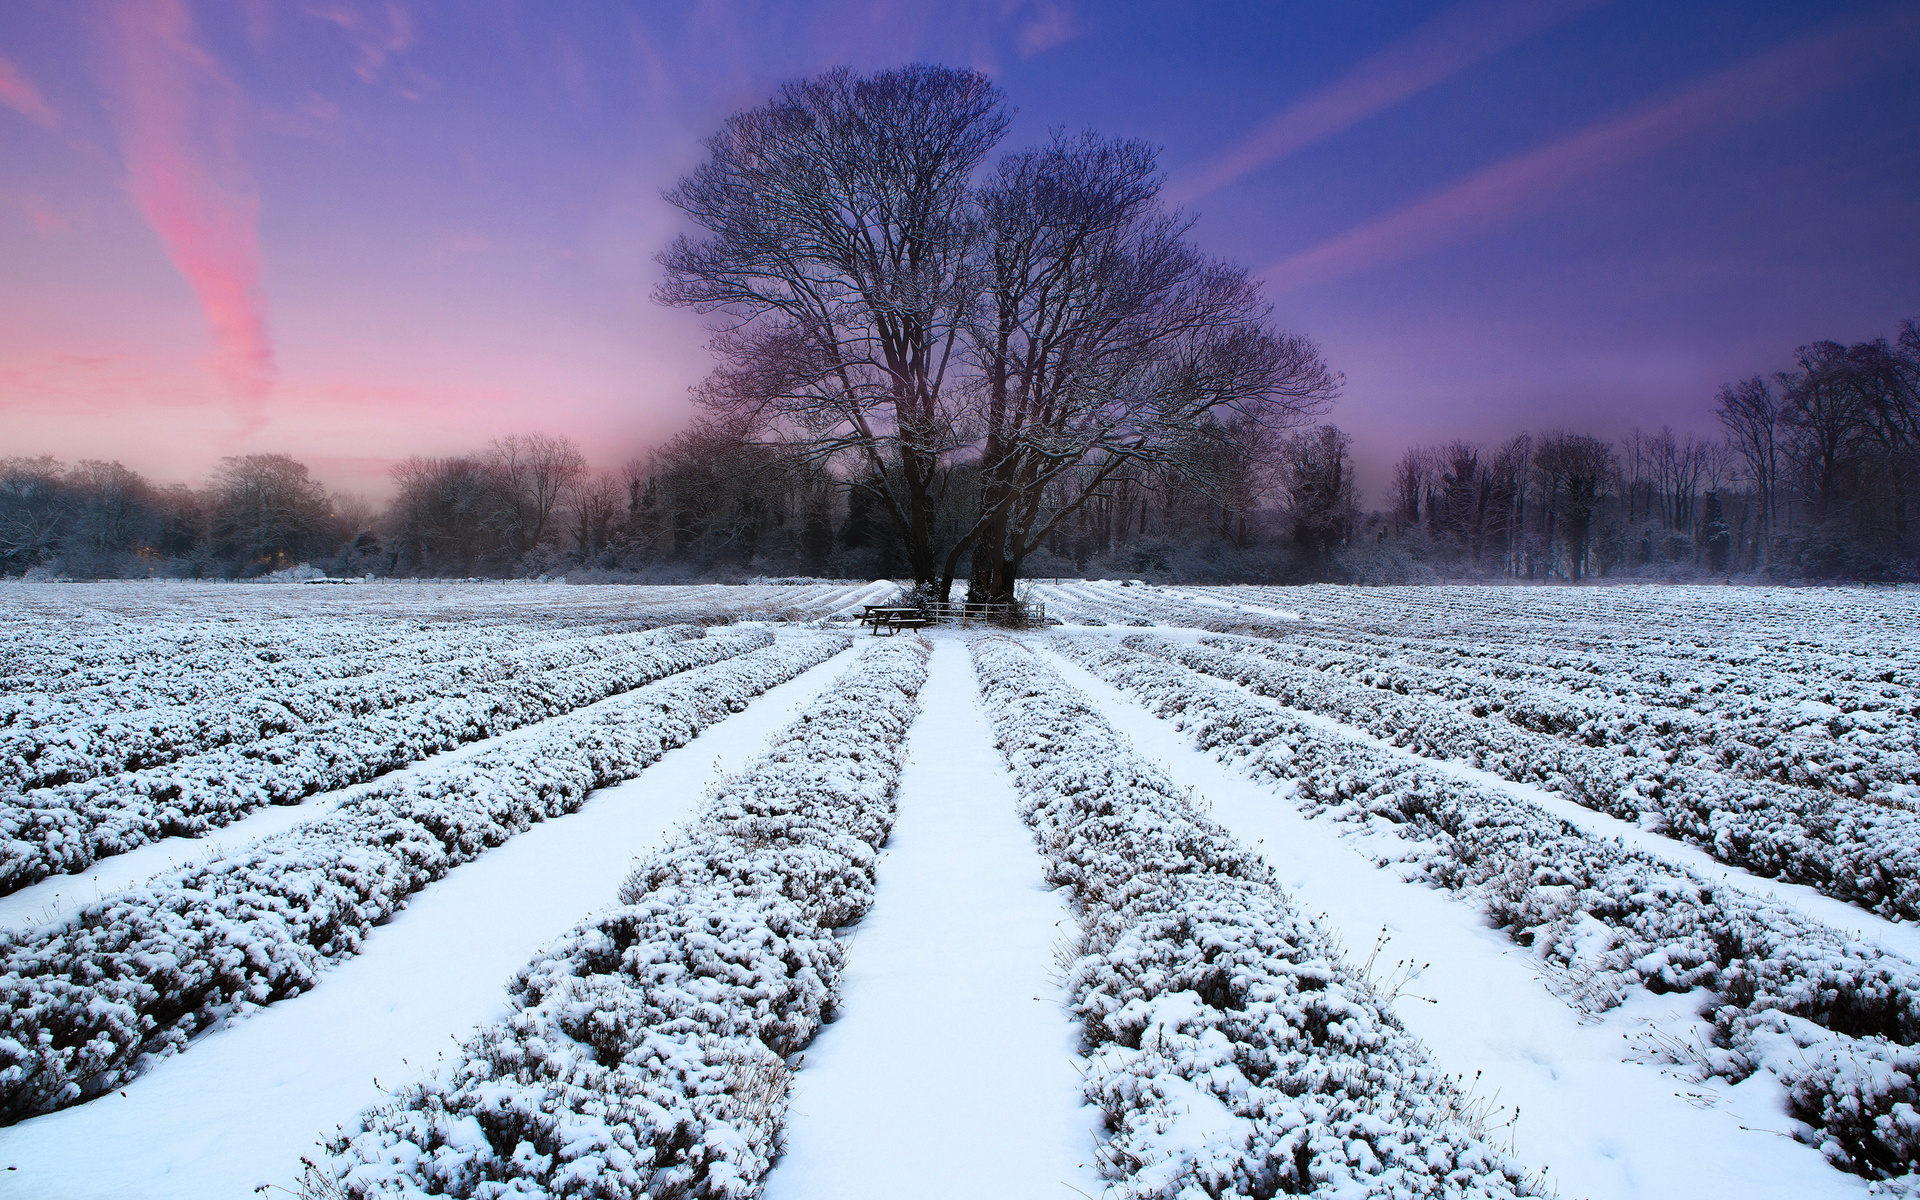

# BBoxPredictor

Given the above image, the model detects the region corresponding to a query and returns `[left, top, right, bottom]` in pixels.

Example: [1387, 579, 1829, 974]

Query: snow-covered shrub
[1, 625, 701, 791]
[0, 634, 850, 1123]
[321, 636, 931, 1199]
[1061, 637, 1920, 1181]
[1209, 632, 1920, 799]
[1146, 635, 1920, 922]
[971, 636, 1534, 1199]
[0, 628, 770, 895]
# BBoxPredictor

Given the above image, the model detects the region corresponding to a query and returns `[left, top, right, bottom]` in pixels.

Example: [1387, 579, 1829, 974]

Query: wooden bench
[860, 606, 931, 635]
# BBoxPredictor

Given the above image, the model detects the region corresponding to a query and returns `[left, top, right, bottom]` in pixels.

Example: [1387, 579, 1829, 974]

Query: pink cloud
[1017, 1, 1079, 57]
[0, 56, 60, 129]
[1168, 0, 1605, 206]
[1267, 4, 1920, 292]
[0, 349, 220, 416]
[102, 0, 277, 430]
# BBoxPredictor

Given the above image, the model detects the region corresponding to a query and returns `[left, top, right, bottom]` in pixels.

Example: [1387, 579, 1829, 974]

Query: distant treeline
[6, 316, 1916, 585]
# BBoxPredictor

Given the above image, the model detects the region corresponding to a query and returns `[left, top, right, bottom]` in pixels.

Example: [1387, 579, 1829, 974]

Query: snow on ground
[6, 582, 1920, 1198]
[1037, 643, 1866, 1200]
[764, 638, 1103, 1200]
[0, 682, 636, 933]
[0, 643, 861, 1200]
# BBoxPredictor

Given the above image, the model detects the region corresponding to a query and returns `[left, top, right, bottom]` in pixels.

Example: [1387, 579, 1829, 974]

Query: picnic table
[860, 606, 931, 635]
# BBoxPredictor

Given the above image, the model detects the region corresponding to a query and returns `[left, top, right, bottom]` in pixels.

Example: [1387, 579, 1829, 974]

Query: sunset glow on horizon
[3, 0, 1916, 502]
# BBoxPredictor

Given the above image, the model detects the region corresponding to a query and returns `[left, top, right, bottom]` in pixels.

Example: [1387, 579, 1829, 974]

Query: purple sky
[2, 0, 1916, 504]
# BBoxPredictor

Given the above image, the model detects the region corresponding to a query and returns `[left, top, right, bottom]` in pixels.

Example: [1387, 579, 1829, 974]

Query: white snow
[1037, 643, 1866, 1200]
[0, 645, 860, 1200]
[764, 638, 1103, 1200]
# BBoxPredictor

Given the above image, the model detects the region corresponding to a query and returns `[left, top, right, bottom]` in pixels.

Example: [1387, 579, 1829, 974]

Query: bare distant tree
[0, 456, 68, 573]
[657, 65, 1010, 587]
[486, 433, 587, 556]
[957, 132, 1338, 601]
[1391, 446, 1430, 534]
[1778, 343, 1870, 525]
[64, 460, 150, 570]
[566, 475, 625, 562]
[1535, 433, 1614, 580]
[1716, 376, 1780, 567]
[389, 456, 496, 574]
[1278, 424, 1357, 568]
[208, 454, 331, 570]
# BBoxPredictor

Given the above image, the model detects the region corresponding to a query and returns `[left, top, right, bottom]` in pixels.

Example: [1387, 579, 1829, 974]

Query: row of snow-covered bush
[1249, 586, 1920, 701]
[0, 629, 772, 895]
[971, 637, 1534, 1199]
[1036, 582, 1294, 636]
[1, 625, 695, 790]
[0, 615, 636, 715]
[0, 633, 849, 1123]
[320, 636, 931, 1200]
[0, 616, 648, 733]
[1282, 624, 1920, 728]
[1062, 638, 1920, 1182]
[1142, 635, 1920, 921]
[1211, 634, 1920, 798]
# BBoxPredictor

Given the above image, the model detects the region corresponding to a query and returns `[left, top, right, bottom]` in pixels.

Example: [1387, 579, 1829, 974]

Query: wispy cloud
[0, 56, 61, 128]
[102, 0, 276, 430]
[1267, 4, 1920, 292]
[1167, 0, 1604, 206]
[1017, 1, 1079, 57]
[308, 1, 416, 84]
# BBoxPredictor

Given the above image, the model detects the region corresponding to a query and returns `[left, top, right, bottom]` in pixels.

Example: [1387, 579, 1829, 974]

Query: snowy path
[0, 634, 787, 934]
[1120, 639, 1920, 964]
[764, 638, 1104, 1200]
[0, 719, 516, 933]
[0, 644, 861, 1200]
[1038, 645, 1861, 1200]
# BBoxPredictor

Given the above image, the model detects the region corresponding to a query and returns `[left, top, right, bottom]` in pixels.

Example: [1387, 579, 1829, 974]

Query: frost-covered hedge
[1281, 624, 1920, 728]
[0, 633, 849, 1124]
[1063, 638, 1920, 1182]
[0, 629, 769, 896]
[1214, 634, 1920, 799]
[1, 615, 627, 720]
[0, 625, 692, 791]
[972, 637, 1533, 1199]
[1144, 636, 1920, 922]
[320, 637, 931, 1200]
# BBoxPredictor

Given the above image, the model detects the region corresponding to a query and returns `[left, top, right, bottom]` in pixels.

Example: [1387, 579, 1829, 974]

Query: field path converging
[764, 638, 1104, 1200]
[0, 643, 861, 1200]
[1037, 643, 1860, 1200]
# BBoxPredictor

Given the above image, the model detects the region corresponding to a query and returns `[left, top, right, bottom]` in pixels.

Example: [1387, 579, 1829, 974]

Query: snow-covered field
[3, 579, 1918, 1199]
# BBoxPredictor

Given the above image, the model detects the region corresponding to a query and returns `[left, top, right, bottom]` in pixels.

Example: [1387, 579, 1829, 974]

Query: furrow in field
[1036, 641, 1856, 1200]
[764, 639, 1101, 1200]
[0, 639, 862, 1200]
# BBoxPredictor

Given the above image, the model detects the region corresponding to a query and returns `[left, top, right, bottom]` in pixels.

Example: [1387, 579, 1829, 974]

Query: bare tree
[1535, 432, 1613, 581]
[566, 475, 625, 564]
[1778, 343, 1870, 526]
[389, 456, 496, 574]
[1279, 424, 1358, 568]
[957, 132, 1338, 602]
[208, 454, 331, 571]
[64, 460, 151, 572]
[0, 456, 69, 573]
[485, 433, 586, 557]
[1716, 376, 1779, 568]
[657, 65, 1009, 588]
[1390, 446, 1430, 534]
